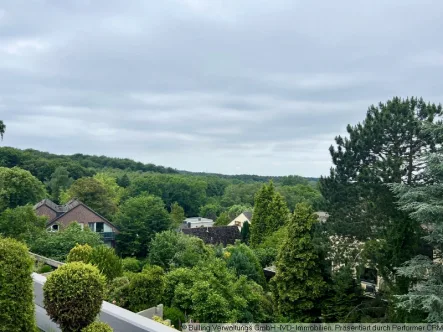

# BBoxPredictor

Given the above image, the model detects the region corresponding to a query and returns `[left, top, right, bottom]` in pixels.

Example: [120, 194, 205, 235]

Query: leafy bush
[127, 265, 166, 312]
[225, 243, 266, 286]
[149, 230, 211, 270]
[67, 243, 93, 263]
[105, 277, 130, 308]
[90, 245, 123, 281]
[122, 257, 141, 272]
[43, 262, 106, 332]
[164, 307, 186, 329]
[253, 247, 278, 268]
[81, 322, 113, 332]
[0, 238, 36, 332]
[29, 223, 103, 261]
[152, 315, 174, 328]
[38, 264, 53, 273]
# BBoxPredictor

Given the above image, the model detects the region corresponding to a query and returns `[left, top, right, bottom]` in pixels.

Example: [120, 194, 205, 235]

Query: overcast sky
[1, 1, 443, 176]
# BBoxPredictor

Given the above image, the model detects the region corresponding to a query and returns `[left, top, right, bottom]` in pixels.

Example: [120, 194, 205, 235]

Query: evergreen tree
[0, 120, 5, 140]
[322, 266, 363, 322]
[320, 97, 442, 293]
[117, 174, 130, 188]
[390, 123, 443, 322]
[272, 203, 326, 322]
[47, 166, 73, 203]
[241, 221, 250, 244]
[250, 182, 289, 247]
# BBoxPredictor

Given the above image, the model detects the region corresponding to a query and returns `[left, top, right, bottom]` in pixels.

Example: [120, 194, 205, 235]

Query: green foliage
[122, 257, 142, 273]
[240, 220, 250, 243]
[250, 181, 289, 247]
[115, 195, 172, 257]
[253, 247, 278, 268]
[105, 276, 130, 308]
[126, 265, 166, 313]
[214, 211, 230, 226]
[38, 264, 53, 273]
[81, 322, 113, 332]
[322, 266, 364, 322]
[63, 177, 117, 219]
[0, 205, 46, 243]
[199, 203, 222, 221]
[117, 173, 131, 188]
[170, 202, 185, 228]
[93, 172, 125, 206]
[164, 307, 186, 329]
[0, 166, 46, 211]
[277, 184, 324, 211]
[90, 245, 123, 281]
[127, 174, 207, 216]
[43, 262, 106, 332]
[221, 183, 261, 207]
[0, 120, 5, 141]
[30, 223, 103, 261]
[164, 259, 269, 323]
[0, 238, 36, 332]
[67, 243, 93, 263]
[272, 203, 326, 322]
[280, 175, 309, 186]
[225, 242, 266, 286]
[227, 204, 252, 220]
[47, 166, 73, 203]
[390, 126, 443, 322]
[149, 230, 211, 270]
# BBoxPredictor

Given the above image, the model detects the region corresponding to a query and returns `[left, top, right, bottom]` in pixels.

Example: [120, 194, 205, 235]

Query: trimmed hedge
[67, 243, 93, 263]
[81, 322, 113, 332]
[43, 262, 105, 332]
[0, 238, 36, 332]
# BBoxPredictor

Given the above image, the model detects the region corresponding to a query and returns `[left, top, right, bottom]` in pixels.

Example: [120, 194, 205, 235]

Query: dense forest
[1, 97, 443, 325]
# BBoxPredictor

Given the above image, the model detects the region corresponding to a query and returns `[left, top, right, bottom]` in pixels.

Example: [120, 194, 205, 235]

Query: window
[88, 222, 95, 231]
[95, 222, 104, 233]
[52, 224, 59, 232]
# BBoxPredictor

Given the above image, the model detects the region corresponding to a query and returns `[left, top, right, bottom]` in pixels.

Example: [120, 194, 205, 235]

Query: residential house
[34, 198, 118, 247]
[228, 211, 252, 230]
[182, 217, 214, 229]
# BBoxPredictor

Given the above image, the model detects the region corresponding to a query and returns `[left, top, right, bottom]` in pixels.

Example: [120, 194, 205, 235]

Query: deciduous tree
[115, 195, 171, 257]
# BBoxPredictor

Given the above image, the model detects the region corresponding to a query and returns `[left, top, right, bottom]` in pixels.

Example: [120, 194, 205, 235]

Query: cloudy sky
[1, 1, 443, 176]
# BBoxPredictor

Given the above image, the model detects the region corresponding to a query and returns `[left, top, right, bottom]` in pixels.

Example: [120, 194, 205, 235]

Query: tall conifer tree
[272, 203, 326, 322]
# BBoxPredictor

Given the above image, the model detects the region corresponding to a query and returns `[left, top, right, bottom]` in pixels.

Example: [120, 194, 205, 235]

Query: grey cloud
[1, 0, 443, 176]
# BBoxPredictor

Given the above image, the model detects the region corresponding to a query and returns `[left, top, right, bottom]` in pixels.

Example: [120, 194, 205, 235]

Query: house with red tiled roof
[34, 198, 119, 247]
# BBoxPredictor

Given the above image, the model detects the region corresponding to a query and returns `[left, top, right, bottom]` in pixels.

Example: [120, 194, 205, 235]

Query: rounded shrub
[43, 262, 106, 332]
[67, 243, 93, 263]
[127, 265, 166, 312]
[122, 257, 141, 273]
[81, 322, 113, 332]
[90, 245, 123, 281]
[0, 237, 36, 332]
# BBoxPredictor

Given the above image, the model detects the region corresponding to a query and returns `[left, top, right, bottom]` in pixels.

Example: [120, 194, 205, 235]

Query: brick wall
[35, 205, 57, 222]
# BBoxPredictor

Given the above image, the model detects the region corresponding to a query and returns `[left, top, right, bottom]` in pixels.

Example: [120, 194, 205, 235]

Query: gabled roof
[35, 198, 118, 230]
[243, 211, 252, 221]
